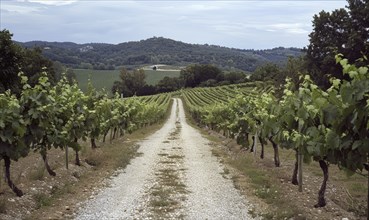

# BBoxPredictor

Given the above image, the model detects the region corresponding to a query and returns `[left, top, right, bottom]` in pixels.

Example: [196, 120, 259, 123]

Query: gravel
[74, 98, 255, 220]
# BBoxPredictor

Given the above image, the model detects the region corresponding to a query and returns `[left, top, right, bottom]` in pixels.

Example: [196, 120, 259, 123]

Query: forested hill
[17, 37, 303, 71]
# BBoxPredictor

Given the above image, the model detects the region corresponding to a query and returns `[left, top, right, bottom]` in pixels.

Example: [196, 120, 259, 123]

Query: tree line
[111, 64, 249, 97]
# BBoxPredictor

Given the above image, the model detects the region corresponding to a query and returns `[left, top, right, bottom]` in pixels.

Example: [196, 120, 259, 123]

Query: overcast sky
[1, 0, 347, 49]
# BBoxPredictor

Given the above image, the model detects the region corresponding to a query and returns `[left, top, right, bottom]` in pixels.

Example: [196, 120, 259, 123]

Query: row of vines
[182, 55, 369, 217]
[0, 71, 172, 197]
[182, 81, 272, 122]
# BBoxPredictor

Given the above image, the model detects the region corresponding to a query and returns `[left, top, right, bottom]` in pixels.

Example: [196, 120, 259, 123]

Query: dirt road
[75, 98, 254, 219]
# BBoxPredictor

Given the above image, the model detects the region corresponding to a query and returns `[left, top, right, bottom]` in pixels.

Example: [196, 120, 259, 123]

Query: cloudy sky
[1, 0, 347, 49]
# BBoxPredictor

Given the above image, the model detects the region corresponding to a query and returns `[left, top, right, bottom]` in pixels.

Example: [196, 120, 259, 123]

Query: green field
[144, 69, 181, 85]
[74, 68, 180, 94]
[74, 69, 120, 94]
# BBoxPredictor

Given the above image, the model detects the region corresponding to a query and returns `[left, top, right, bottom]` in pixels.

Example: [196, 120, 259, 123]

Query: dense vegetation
[306, 0, 369, 88]
[16, 37, 302, 71]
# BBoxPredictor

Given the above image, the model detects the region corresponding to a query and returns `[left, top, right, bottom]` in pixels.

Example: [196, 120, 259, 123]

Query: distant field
[74, 68, 181, 94]
[144, 69, 180, 85]
[74, 69, 120, 94]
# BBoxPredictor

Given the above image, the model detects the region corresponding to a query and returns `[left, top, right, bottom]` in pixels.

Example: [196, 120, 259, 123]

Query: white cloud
[26, 0, 78, 6]
[188, 4, 222, 11]
[267, 23, 310, 35]
[1, 4, 42, 14]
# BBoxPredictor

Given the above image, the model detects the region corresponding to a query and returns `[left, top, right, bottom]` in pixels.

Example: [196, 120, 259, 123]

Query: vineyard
[1, 56, 368, 218]
[181, 81, 273, 120]
[0, 72, 172, 198]
[181, 55, 369, 217]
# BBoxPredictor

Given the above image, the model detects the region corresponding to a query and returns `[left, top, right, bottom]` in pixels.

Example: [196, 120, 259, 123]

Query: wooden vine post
[297, 94, 303, 193]
[254, 131, 258, 157]
[298, 146, 303, 192]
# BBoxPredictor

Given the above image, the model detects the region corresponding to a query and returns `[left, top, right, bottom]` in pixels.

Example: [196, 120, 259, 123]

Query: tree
[137, 84, 156, 96]
[66, 68, 76, 84]
[250, 63, 280, 81]
[179, 64, 222, 87]
[271, 56, 309, 95]
[21, 47, 56, 87]
[53, 61, 76, 84]
[306, 0, 369, 88]
[223, 71, 246, 84]
[156, 76, 181, 93]
[80, 62, 93, 69]
[282, 56, 307, 85]
[179, 67, 195, 87]
[132, 69, 146, 92]
[53, 61, 65, 82]
[112, 68, 147, 97]
[0, 29, 23, 94]
[0, 29, 57, 94]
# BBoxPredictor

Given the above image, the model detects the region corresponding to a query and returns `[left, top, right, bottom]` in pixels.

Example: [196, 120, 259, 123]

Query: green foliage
[0, 90, 28, 160]
[20, 71, 61, 155]
[332, 54, 369, 172]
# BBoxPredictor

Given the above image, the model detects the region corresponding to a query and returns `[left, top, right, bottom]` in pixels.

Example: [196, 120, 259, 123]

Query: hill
[17, 37, 303, 72]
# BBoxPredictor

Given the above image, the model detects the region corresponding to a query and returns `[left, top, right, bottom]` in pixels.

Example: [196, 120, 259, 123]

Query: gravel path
[75, 98, 254, 220]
